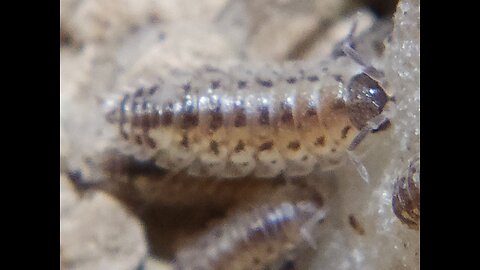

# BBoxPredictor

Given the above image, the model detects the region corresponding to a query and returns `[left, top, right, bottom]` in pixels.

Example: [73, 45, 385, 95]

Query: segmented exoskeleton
[392, 156, 420, 230]
[103, 22, 391, 179]
[104, 61, 389, 179]
[174, 197, 325, 270]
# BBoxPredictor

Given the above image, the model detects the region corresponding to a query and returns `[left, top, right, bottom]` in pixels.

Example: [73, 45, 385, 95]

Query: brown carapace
[392, 156, 420, 230]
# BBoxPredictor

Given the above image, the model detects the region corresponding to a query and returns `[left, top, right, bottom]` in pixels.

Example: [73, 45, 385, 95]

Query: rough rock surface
[60, 179, 147, 270]
[60, 0, 419, 269]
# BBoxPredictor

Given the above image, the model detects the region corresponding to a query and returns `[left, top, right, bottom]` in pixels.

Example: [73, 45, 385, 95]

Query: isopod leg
[347, 114, 390, 183]
[346, 150, 370, 183]
[348, 114, 390, 151]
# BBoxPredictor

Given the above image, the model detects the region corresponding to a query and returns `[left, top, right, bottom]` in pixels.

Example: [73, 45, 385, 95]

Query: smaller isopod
[174, 197, 325, 270]
[101, 23, 392, 180]
[392, 155, 420, 230]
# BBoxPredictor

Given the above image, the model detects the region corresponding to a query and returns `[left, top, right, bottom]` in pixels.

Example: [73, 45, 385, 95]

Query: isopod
[392, 155, 420, 230]
[173, 197, 325, 270]
[103, 39, 391, 179]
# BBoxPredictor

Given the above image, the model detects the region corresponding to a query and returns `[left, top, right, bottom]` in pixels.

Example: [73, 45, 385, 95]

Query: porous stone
[60, 191, 147, 270]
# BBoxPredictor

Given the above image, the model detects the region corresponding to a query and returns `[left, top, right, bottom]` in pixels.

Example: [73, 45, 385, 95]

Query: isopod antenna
[339, 17, 385, 82]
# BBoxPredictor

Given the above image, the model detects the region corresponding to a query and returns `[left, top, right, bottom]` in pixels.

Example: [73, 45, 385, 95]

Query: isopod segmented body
[392, 155, 420, 230]
[174, 198, 325, 270]
[104, 59, 389, 179]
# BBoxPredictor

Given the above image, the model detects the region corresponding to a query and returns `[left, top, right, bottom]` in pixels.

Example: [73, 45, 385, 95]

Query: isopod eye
[346, 73, 388, 130]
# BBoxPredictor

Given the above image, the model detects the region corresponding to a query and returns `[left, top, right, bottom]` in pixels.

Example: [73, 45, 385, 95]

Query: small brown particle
[348, 214, 365, 235]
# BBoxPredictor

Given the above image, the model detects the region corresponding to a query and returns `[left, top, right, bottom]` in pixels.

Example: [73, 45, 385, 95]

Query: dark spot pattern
[287, 141, 301, 151]
[286, 77, 297, 84]
[209, 106, 223, 131]
[233, 105, 247, 127]
[315, 136, 325, 146]
[280, 102, 294, 126]
[256, 78, 273, 88]
[234, 140, 246, 152]
[210, 141, 220, 155]
[341, 125, 352, 139]
[211, 80, 221, 89]
[135, 135, 142, 145]
[148, 85, 158, 95]
[161, 103, 174, 126]
[258, 106, 270, 126]
[259, 141, 274, 151]
[237, 80, 247, 89]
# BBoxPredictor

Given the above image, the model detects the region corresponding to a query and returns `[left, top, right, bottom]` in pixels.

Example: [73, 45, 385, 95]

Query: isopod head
[345, 73, 389, 130]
